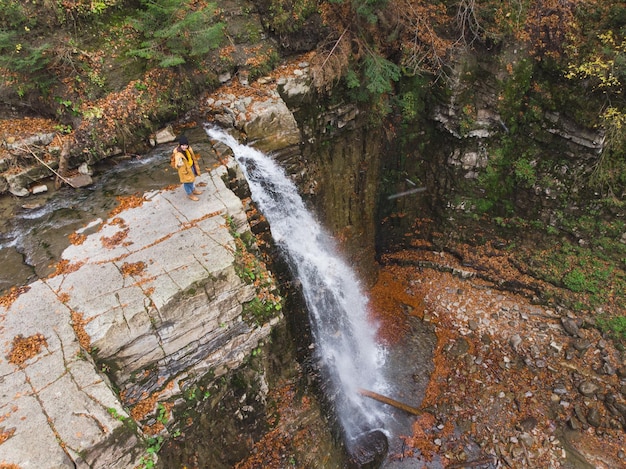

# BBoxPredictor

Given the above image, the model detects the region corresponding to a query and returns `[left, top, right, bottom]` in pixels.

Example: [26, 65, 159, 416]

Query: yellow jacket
[173, 146, 201, 183]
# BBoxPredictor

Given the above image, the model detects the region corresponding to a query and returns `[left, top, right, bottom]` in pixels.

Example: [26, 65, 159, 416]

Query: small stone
[579, 381, 599, 397]
[561, 317, 580, 337]
[78, 162, 92, 175]
[518, 416, 538, 431]
[602, 362, 615, 376]
[572, 338, 592, 352]
[587, 408, 602, 427]
[67, 173, 93, 188]
[31, 184, 48, 194]
[568, 416, 581, 430]
[550, 341, 563, 353]
[574, 405, 588, 425]
[519, 432, 534, 447]
[9, 186, 29, 197]
[509, 334, 522, 351]
[612, 401, 626, 419]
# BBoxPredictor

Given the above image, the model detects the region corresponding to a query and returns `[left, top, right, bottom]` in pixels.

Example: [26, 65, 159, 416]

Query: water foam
[206, 127, 389, 446]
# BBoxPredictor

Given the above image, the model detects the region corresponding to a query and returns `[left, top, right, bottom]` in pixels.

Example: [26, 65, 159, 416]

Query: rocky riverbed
[363, 219, 626, 469]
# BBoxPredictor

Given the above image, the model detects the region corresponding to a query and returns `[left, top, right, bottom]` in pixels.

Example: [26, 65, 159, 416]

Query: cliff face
[371, 46, 621, 252]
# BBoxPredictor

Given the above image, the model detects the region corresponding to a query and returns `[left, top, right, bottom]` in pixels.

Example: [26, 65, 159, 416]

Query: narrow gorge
[1, 0, 626, 467]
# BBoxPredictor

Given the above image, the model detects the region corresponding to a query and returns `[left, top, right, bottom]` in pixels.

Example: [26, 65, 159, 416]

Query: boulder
[243, 96, 302, 153]
[152, 126, 177, 145]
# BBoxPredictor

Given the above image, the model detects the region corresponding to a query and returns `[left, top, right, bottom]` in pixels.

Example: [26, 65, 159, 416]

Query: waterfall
[206, 127, 388, 448]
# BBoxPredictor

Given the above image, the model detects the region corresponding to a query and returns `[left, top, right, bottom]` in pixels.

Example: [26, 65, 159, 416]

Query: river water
[0, 144, 177, 294]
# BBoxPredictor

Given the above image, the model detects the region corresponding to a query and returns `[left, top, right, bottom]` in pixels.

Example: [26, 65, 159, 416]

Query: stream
[0, 145, 177, 294]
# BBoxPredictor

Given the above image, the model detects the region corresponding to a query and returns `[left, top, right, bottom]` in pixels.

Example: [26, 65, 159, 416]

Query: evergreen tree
[128, 0, 225, 68]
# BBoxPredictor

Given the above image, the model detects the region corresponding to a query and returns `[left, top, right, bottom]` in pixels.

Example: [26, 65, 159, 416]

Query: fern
[363, 53, 400, 95]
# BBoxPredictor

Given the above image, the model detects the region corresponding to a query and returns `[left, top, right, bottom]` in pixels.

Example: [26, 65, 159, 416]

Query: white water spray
[207, 127, 388, 447]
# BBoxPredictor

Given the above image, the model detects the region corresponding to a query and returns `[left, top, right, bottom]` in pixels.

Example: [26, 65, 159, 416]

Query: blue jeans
[183, 182, 194, 195]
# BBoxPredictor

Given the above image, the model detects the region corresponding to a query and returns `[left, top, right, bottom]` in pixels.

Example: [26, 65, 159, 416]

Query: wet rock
[561, 317, 580, 337]
[347, 430, 388, 469]
[578, 381, 599, 397]
[67, 173, 93, 188]
[9, 185, 29, 197]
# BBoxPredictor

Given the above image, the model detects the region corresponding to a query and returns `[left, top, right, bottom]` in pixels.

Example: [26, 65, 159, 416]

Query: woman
[173, 136, 203, 201]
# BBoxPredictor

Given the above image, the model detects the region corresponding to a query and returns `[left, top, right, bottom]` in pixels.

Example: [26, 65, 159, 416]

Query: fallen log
[358, 388, 422, 416]
[22, 143, 77, 189]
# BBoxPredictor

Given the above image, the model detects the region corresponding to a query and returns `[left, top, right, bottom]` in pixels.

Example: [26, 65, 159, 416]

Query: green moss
[242, 296, 282, 325]
[596, 315, 626, 343]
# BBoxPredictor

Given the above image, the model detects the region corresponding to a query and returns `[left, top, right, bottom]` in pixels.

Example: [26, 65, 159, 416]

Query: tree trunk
[55, 139, 71, 190]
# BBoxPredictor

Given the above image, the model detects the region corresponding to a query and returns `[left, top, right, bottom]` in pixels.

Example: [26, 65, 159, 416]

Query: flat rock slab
[0, 163, 247, 468]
